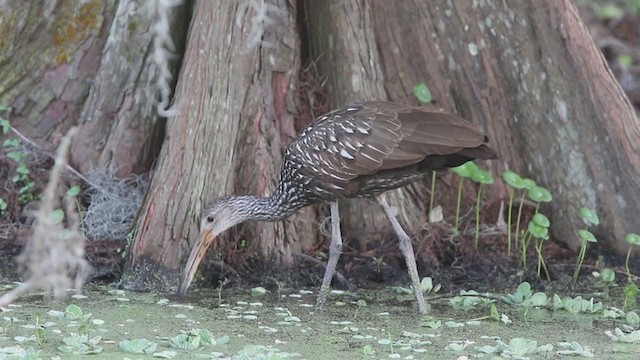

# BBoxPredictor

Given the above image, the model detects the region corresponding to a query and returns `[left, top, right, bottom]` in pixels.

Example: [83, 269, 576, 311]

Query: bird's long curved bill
[179, 230, 216, 295]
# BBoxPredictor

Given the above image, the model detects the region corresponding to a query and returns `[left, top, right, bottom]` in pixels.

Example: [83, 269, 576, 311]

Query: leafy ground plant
[573, 207, 600, 286]
[0, 108, 38, 205]
[476, 337, 553, 358]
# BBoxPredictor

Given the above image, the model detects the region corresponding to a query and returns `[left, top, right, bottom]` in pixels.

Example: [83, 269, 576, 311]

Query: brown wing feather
[285, 101, 496, 194]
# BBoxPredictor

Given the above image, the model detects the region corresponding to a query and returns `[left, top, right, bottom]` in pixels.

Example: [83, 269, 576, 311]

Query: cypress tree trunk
[369, 0, 640, 254]
[122, 0, 318, 290]
[70, 0, 190, 177]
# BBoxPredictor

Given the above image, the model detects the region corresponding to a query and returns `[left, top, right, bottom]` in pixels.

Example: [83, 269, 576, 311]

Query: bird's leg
[315, 201, 342, 312]
[377, 194, 430, 315]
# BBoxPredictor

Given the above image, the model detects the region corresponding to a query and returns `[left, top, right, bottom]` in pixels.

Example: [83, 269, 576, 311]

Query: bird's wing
[286, 103, 405, 186]
[286, 101, 495, 187]
[384, 105, 494, 168]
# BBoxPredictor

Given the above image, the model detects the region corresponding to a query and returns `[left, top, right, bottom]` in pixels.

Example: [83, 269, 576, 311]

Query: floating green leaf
[452, 161, 478, 177]
[578, 229, 597, 243]
[528, 186, 552, 202]
[579, 207, 599, 226]
[119, 338, 157, 354]
[413, 82, 433, 103]
[502, 171, 526, 189]
[626, 233, 640, 246]
[532, 213, 550, 228]
[65, 304, 83, 319]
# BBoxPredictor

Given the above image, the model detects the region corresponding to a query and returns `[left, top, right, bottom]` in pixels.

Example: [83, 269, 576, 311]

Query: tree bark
[303, 0, 430, 254]
[367, 0, 640, 255]
[122, 0, 318, 290]
[70, 0, 190, 177]
[0, 1, 115, 146]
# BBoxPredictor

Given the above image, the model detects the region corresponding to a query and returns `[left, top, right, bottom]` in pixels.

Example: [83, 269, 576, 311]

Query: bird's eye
[206, 215, 214, 223]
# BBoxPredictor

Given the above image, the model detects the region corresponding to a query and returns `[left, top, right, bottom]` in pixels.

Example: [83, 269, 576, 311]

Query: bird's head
[178, 196, 255, 295]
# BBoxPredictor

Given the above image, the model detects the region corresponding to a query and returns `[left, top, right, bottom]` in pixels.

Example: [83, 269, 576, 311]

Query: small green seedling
[624, 283, 638, 311]
[573, 207, 599, 286]
[353, 299, 367, 320]
[451, 161, 478, 234]
[519, 184, 551, 269]
[420, 276, 441, 294]
[502, 282, 534, 305]
[428, 170, 437, 221]
[470, 167, 494, 249]
[362, 344, 375, 355]
[526, 213, 551, 280]
[516, 178, 538, 243]
[502, 171, 527, 256]
[625, 233, 640, 283]
[600, 268, 616, 283]
[599, 268, 616, 296]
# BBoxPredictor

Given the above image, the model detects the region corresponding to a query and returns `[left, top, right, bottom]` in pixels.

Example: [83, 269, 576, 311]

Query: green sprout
[527, 213, 551, 280]
[520, 184, 552, 268]
[572, 207, 599, 287]
[623, 282, 638, 311]
[353, 299, 367, 320]
[451, 161, 478, 234]
[515, 178, 538, 250]
[428, 171, 437, 221]
[625, 233, 640, 283]
[470, 167, 494, 249]
[599, 268, 616, 296]
[502, 171, 527, 256]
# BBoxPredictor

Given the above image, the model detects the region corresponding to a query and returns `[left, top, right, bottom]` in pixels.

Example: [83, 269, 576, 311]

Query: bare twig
[9, 125, 97, 188]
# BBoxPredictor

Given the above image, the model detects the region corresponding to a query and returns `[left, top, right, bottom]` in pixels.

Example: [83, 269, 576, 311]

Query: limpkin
[179, 101, 497, 314]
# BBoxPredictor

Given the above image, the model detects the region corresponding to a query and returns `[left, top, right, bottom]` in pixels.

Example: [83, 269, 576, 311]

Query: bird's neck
[243, 188, 305, 222]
